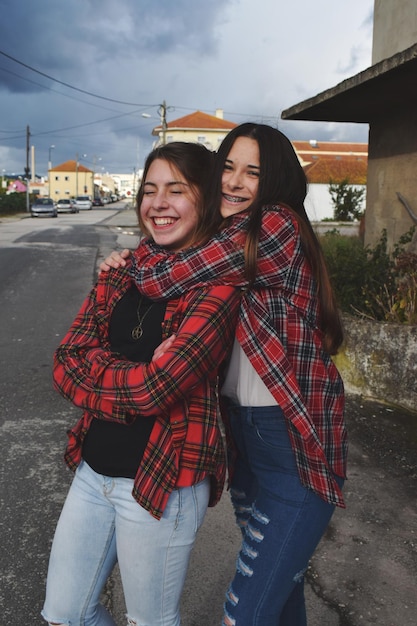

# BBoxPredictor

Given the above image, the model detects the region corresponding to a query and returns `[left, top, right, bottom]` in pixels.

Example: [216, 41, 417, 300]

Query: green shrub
[320, 227, 416, 323]
[0, 192, 28, 215]
[320, 230, 368, 312]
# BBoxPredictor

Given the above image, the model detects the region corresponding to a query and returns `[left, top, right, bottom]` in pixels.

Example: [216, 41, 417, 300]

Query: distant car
[31, 197, 57, 218]
[56, 198, 78, 213]
[73, 195, 92, 210]
[92, 198, 104, 207]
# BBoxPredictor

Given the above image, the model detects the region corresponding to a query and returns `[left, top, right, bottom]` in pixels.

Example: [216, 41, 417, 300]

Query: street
[0, 207, 416, 625]
[0, 205, 134, 625]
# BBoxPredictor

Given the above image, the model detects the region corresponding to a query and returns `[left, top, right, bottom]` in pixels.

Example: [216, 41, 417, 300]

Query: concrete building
[49, 160, 94, 200]
[110, 172, 140, 200]
[281, 0, 417, 251]
[152, 109, 236, 149]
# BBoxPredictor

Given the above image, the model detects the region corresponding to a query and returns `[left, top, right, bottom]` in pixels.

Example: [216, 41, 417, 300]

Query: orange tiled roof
[303, 157, 368, 185]
[292, 140, 368, 185]
[50, 160, 92, 173]
[293, 140, 367, 155]
[153, 110, 237, 134]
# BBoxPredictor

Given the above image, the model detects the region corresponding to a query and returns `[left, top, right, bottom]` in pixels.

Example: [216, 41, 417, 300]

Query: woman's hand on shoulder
[99, 249, 131, 272]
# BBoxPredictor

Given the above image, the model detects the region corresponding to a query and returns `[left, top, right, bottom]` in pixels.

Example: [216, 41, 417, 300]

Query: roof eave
[281, 43, 417, 124]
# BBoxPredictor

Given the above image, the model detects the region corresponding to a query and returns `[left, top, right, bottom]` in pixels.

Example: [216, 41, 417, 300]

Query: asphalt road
[0, 208, 126, 625]
[0, 207, 416, 625]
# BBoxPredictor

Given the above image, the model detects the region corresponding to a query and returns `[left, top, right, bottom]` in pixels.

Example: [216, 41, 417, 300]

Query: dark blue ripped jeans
[223, 404, 343, 626]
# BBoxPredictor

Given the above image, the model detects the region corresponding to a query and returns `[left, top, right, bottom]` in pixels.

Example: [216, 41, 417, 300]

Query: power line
[0, 49, 279, 124]
[0, 63, 132, 115]
[0, 48, 157, 108]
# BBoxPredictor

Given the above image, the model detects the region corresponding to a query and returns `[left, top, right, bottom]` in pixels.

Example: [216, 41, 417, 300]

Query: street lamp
[141, 102, 169, 145]
[48, 145, 55, 172]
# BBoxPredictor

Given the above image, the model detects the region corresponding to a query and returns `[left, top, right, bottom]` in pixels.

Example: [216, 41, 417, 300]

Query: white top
[221, 338, 277, 406]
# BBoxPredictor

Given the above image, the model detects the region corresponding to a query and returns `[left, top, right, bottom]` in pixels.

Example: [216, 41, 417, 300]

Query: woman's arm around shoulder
[131, 206, 298, 299]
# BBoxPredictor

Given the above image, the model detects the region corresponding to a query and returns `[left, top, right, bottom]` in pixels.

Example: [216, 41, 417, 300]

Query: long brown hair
[136, 142, 217, 246]
[210, 123, 343, 354]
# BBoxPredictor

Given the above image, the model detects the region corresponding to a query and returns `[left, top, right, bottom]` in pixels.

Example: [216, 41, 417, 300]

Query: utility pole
[75, 153, 79, 197]
[158, 101, 167, 145]
[25, 125, 30, 212]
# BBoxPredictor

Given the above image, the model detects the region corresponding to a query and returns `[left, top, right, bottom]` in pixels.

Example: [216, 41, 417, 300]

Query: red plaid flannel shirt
[53, 261, 240, 519]
[131, 205, 347, 508]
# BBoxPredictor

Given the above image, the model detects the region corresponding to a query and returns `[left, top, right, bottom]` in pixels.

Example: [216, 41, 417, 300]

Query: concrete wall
[312, 221, 360, 237]
[364, 113, 417, 251]
[333, 315, 417, 413]
[373, 0, 417, 63]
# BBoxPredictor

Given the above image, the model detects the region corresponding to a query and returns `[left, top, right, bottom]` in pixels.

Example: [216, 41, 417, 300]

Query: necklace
[131, 296, 154, 340]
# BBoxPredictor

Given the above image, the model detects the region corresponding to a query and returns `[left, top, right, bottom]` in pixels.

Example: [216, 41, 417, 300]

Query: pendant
[131, 324, 143, 340]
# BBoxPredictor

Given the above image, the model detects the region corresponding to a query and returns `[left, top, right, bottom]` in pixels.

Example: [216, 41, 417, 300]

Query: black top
[82, 287, 167, 478]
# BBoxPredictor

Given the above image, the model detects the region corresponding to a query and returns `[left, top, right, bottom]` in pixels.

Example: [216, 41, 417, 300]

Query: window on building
[55, 175, 60, 181]
[197, 136, 206, 143]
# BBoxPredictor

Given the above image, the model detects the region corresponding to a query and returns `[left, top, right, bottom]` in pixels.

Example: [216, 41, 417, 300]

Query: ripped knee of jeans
[41, 614, 69, 626]
[293, 566, 307, 583]
[223, 585, 238, 625]
[230, 487, 253, 531]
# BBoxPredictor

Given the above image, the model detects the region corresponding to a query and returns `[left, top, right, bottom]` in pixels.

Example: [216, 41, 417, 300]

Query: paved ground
[6, 206, 415, 625]
[101, 207, 417, 626]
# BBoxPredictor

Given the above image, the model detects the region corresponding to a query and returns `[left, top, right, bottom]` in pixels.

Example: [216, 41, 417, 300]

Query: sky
[0, 0, 374, 178]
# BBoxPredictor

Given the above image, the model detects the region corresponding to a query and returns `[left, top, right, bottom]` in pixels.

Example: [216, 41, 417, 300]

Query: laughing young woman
[41, 142, 240, 626]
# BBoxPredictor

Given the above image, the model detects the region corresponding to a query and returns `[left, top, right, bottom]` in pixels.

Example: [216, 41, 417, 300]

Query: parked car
[73, 195, 92, 210]
[31, 197, 57, 218]
[56, 198, 78, 213]
[92, 197, 104, 207]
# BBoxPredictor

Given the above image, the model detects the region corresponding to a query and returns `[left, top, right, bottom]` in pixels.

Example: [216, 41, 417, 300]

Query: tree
[329, 178, 365, 221]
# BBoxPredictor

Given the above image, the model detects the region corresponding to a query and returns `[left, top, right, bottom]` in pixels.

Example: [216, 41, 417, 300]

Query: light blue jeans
[41, 460, 209, 626]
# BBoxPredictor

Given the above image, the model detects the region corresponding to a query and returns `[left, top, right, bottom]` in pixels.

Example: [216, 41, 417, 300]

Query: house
[7, 179, 27, 194]
[282, 0, 417, 251]
[152, 109, 236, 149]
[48, 160, 94, 199]
[292, 140, 368, 221]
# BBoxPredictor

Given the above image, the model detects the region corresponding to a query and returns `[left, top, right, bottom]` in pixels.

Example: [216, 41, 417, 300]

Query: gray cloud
[0, 0, 374, 176]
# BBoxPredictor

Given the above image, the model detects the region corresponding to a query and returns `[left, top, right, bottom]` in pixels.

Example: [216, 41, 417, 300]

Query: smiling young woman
[124, 124, 347, 626]
[220, 136, 261, 218]
[100, 124, 347, 626]
[41, 142, 240, 626]
[139, 159, 200, 252]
